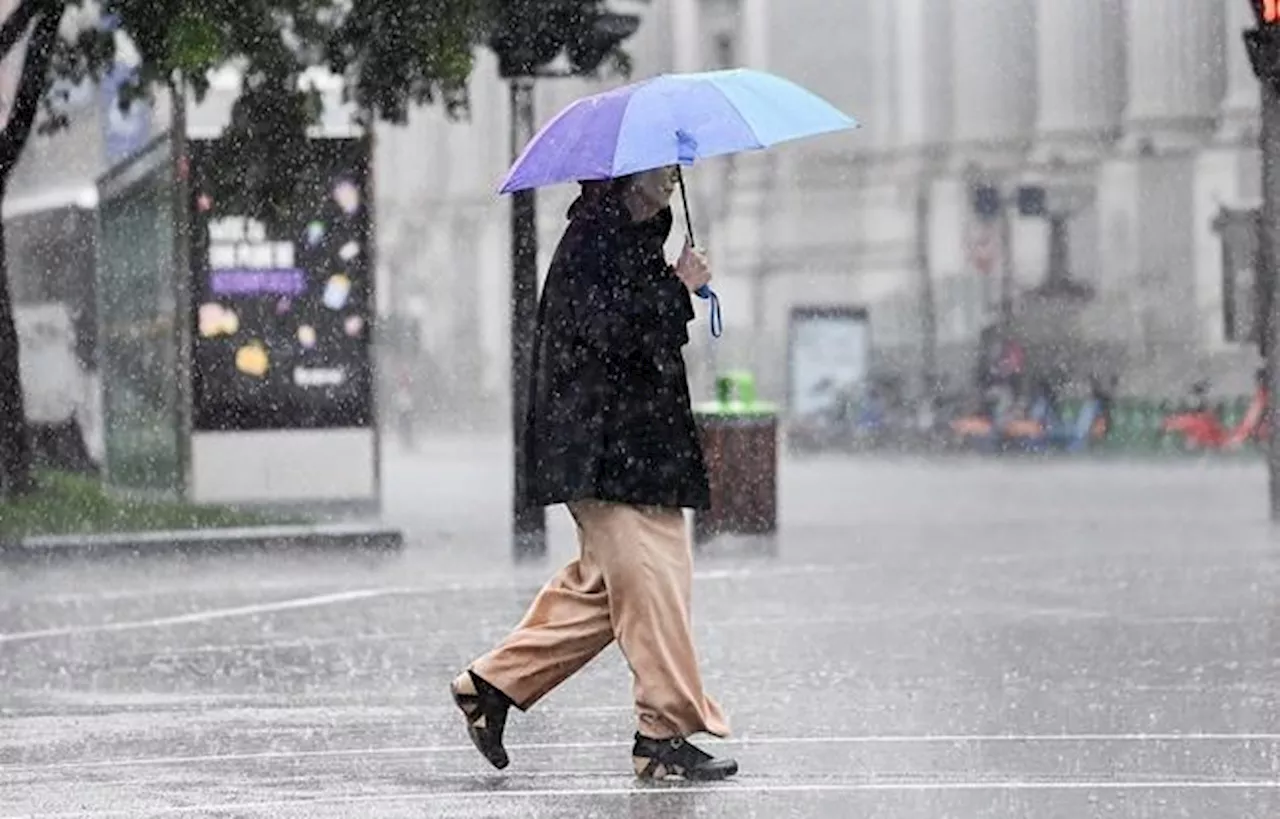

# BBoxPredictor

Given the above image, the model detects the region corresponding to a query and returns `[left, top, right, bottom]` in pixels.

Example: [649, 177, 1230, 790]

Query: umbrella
[498, 68, 860, 337]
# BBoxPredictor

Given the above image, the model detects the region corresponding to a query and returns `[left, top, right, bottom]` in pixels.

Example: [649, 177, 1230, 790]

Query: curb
[0, 523, 404, 562]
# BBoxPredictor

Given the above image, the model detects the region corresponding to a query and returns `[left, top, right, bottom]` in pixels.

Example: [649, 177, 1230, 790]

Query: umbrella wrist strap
[696, 285, 723, 338]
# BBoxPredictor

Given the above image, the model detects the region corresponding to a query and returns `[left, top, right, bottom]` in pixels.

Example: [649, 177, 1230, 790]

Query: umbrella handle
[678, 167, 723, 339]
[695, 285, 723, 338]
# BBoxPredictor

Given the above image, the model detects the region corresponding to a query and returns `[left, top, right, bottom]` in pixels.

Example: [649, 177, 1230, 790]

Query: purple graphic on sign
[210, 269, 307, 296]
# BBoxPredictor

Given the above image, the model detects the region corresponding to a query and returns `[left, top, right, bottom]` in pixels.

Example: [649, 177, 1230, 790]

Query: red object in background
[1161, 388, 1268, 450]
[1161, 411, 1228, 449]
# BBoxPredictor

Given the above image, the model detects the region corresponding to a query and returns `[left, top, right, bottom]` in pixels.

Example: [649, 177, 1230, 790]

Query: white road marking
[1, 563, 875, 644]
[0, 559, 1249, 648]
[7, 732, 1279, 774]
[7, 779, 1280, 819]
[14, 561, 869, 607]
[15, 577, 367, 606]
[0, 589, 401, 645]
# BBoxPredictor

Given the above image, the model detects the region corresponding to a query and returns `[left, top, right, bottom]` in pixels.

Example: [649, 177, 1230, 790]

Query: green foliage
[39, 0, 483, 123]
[32, 0, 486, 215]
[35, 0, 643, 126]
[334, 0, 481, 122]
[8, 0, 641, 213]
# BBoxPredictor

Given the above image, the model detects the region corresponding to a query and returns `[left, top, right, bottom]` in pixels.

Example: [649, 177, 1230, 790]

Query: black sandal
[632, 733, 739, 781]
[450, 669, 512, 770]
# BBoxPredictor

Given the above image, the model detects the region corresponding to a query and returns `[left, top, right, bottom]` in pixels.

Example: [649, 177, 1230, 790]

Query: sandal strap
[454, 695, 481, 719]
[637, 756, 663, 778]
[453, 671, 510, 725]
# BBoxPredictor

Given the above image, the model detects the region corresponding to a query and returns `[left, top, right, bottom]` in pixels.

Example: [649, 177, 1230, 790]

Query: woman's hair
[577, 174, 636, 208]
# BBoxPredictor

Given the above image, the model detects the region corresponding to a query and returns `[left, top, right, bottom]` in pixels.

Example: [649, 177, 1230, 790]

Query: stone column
[950, 0, 1037, 157]
[894, 0, 952, 152]
[671, 0, 700, 73]
[1219, 0, 1261, 143]
[740, 0, 769, 69]
[1034, 0, 1126, 159]
[862, 0, 898, 152]
[1123, 0, 1226, 149]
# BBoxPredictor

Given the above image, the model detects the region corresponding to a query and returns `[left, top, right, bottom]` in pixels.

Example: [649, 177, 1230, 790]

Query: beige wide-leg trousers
[470, 500, 729, 739]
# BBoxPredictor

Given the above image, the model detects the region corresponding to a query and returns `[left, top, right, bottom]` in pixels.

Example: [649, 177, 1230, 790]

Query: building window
[714, 31, 736, 69]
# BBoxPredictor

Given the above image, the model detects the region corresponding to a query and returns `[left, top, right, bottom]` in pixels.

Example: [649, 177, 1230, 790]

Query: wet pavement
[3, 437, 1280, 817]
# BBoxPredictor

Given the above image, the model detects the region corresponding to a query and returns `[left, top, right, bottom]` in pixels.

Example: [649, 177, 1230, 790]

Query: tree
[0, 0, 484, 496]
[0, 3, 63, 496]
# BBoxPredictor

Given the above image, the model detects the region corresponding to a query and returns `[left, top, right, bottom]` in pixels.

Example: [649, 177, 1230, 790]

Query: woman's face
[631, 166, 678, 210]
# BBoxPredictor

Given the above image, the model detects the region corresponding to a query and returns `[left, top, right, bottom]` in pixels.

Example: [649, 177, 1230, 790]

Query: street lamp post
[1245, 1, 1280, 519]
[508, 77, 543, 559]
[915, 181, 939, 397]
[490, 5, 642, 560]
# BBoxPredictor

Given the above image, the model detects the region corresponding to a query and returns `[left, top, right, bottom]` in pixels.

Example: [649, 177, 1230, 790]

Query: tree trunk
[0, 203, 31, 495]
[0, 5, 65, 495]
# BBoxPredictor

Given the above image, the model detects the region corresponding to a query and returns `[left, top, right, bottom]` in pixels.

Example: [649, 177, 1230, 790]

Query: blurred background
[7, 4, 1280, 816]
[12, 0, 1267, 455]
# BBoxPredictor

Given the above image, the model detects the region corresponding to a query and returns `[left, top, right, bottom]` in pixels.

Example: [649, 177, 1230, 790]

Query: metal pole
[170, 78, 193, 500]
[999, 188, 1014, 329]
[509, 77, 546, 558]
[915, 180, 938, 396]
[1260, 76, 1280, 519]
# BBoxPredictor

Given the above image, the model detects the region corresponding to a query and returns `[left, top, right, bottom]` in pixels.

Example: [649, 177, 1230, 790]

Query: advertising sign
[188, 137, 373, 432]
[787, 306, 871, 434]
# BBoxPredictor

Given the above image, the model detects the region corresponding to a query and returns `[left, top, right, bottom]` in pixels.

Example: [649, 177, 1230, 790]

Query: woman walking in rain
[450, 165, 737, 781]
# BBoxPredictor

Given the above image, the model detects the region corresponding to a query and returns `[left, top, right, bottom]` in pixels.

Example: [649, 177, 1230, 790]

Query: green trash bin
[692, 370, 779, 544]
[1106, 400, 1139, 452]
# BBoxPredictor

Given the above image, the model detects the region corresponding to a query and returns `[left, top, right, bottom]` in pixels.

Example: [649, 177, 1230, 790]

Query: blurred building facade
[384, 0, 1262, 426]
[8, 1, 1264, 435]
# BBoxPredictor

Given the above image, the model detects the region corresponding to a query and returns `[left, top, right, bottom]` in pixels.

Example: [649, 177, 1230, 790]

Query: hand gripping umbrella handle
[678, 167, 723, 339]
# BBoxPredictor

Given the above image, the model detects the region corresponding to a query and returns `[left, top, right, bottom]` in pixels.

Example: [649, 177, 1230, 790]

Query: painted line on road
[15, 561, 872, 607]
[1, 563, 873, 644]
[17, 576, 376, 606]
[0, 589, 402, 645]
[8, 778, 1280, 818]
[0, 699, 636, 719]
[9, 732, 1280, 774]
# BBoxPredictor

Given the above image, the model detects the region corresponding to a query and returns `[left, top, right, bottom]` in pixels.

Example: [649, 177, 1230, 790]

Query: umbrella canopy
[498, 68, 859, 194]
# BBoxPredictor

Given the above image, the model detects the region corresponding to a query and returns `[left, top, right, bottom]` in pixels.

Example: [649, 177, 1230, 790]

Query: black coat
[520, 192, 711, 512]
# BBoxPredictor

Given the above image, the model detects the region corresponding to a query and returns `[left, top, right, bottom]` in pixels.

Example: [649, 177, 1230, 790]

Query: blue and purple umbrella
[499, 68, 858, 194]
[499, 68, 859, 336]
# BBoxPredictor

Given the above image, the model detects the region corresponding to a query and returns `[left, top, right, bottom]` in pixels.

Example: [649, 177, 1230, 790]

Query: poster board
[185, 135, 378, 506]
[786, 306, 871, 440]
